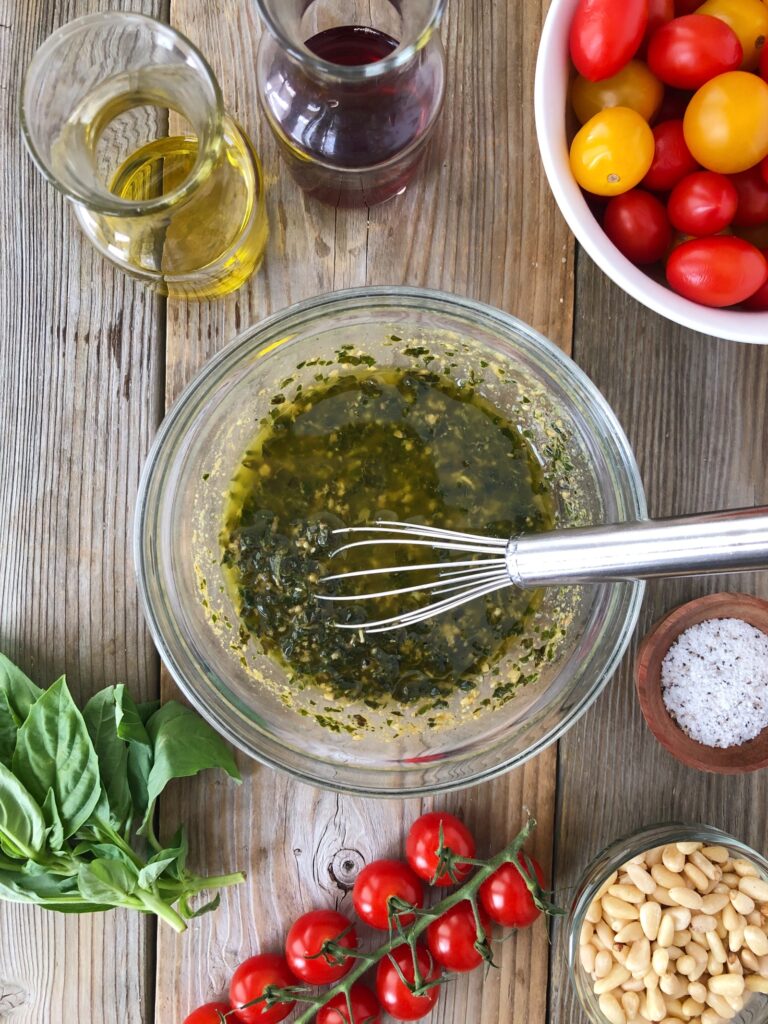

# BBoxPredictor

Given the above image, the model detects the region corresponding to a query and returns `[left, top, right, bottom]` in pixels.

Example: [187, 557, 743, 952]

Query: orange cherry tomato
[695, 0, 768, 70]
[683, 72, 768, 173]
[571, 60, 664, 124]
[570, 107, 656, 196]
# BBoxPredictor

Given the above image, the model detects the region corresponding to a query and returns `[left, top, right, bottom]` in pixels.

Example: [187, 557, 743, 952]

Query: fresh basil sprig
[0, 653, 243, 931]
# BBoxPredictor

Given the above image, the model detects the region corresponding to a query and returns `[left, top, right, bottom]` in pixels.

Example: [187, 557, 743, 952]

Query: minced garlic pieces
[579, 842, 768, 1024]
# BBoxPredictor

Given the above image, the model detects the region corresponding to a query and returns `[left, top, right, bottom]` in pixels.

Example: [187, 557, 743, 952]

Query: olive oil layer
[220, 369, 555, 709]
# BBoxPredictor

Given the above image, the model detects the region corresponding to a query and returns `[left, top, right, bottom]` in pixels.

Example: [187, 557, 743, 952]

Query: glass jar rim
[254, 0, 447, 83]
[19, 11, 225, 217]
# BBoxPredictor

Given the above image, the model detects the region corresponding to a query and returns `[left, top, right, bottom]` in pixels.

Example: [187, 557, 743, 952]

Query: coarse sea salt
[661, 617, 768, 749]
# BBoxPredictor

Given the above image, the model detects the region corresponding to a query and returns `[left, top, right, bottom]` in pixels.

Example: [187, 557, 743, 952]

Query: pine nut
[701, 846, 729, 864]
[730, 889, 755, 916]
[676, 955, 696, 977]
[645, 986, 666, 1022]
[700, 893, 729, 916]
[674, 930, 692, 947]
[666, 946, 683, 961]
[707, 930, 727, 963]
[687, 980, 707, 1002]
[627, 863, 658, 896]
[706, 992, 738, 1019]
[725, 994, 744, 1013]
[653, 865, 685, 890]
[683, 863, 710, 893]
[581, 942, 597, 973]
[658, 911, 676, 948]
[599, 992, 627, 1024]
[628, 853, 648, 865]
[652, 948, 669, 977]
[609, 884, 647, 905]
[653, 886, 677, 908]
[690, 851, 719, 881]
[662, 1004, 685, 1022]
[737, 875, 768, 902]
[587, 898, 603, 923]
[677, 843, 702, 855]
[722, 872, 740, 887]
[722, 905, 741, 932]
[725, 952, 743, 975]
[622, 990, 641, 1018]
[616, 922, 645, 943]
[660, 973, 687, 997]
[663, 846, 686, 874]
[708, 974, 744, 997]
[604, 895, 641, 921]
[681, 996, 705, 1017]
[728, 925, 745, 953]
[596, 871, 621, 899]
[758, 953, 768, 975]
[597, 920, 616, 948]
[701, 1011, 723, 1024]
[626, 938, 652, 974]
[581, 921, 595, 946]
[614, 944, 630, 966]
[640, 902, 662, 942]
[595, 965, 632, 995]
[622, 977, 645, 992]
[744, 925, 768, 956]
[733, 859, 759, 878]
[668, 907, 692, 930]
[707, 953, 724, 977]
[747, 909, 764, 927]
[646, 847, 664, 867]
[740, 947, 759, 972]
[596, 950, 614, 978]
[691, 915, 717, 934]
[669, 888, 703, 911]
[746, 975, 768, 993]
[685, 943, 708, 966]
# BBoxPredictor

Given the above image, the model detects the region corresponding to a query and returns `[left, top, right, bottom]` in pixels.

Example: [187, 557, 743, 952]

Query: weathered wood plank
[157, 1, 573, 1022]
[549, 255, 768, 1020]
[0, 1, 165, 1020]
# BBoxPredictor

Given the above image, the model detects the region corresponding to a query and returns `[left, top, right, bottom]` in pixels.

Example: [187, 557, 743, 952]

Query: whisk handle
[506, 506, 768, 587]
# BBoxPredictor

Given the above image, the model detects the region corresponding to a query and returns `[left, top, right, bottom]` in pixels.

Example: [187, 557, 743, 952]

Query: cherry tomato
[684, 72, 768, 174]
[284, 909, 356, 985]
[666, 236, 768, 305]
[646, 0, 676, 41]
[603, 189, 672, 264]
[570, 107, 655, 196]
[743, 250, 768, 308]
[569, 0, 648, 82]
[426, 900, 493, 972]
[316, 984, 382, 1024]
[184, 1004, 231, 1024]
[229, 955, 296, 1024]
[647, 15, 743, 89]
[352, 860, 424, 930]
[479, 853, 545, 929]
[731, 166, 768, 227]
[375, 944, 441, 1022]
[696, 0, 768, 70]
[667, 171, 738, 235]
[405, 811, 476, 887]
[571, 60, 664, 124]
[642, 120, 699, 191]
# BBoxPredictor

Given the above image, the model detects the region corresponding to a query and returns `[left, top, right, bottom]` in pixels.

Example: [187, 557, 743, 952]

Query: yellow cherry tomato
[696, 0, 768, 70]
[571, 61, 664, 125]
[569, 107, 655, 197]
[684, 72, 768, 173]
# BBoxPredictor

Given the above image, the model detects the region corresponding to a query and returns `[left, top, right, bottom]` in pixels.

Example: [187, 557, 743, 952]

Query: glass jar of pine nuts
[567, 824, 768, 1024]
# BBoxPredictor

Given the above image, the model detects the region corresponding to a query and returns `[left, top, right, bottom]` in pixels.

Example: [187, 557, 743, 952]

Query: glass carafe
[254, 0, 447, 207]
[21, 13, 268, 300]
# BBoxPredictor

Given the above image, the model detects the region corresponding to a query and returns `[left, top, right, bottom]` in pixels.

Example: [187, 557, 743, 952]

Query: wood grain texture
[0, 1, 165, 1021]
[157, 1, 573, 1023]
[549, 255, 768, 1022]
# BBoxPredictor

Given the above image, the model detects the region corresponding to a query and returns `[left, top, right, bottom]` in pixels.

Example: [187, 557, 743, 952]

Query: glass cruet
[254, 0, 447, 207]
[20, 12, 268, 300]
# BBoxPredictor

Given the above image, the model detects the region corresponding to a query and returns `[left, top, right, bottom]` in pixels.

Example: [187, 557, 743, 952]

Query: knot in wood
[329, 848, 365, 891]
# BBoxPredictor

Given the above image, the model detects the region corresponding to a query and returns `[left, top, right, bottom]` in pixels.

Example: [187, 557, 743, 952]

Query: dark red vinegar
[305, 25, 398, 67]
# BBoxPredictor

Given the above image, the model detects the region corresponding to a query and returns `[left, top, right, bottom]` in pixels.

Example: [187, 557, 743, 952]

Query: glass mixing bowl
[135, 286, 646, 795]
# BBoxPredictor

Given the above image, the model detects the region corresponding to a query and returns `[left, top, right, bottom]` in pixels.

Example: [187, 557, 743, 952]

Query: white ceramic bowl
[534, 0, 768, 345]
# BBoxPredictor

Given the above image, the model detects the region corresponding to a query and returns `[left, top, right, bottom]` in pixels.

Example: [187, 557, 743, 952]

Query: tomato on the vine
[731, 166, 768, 227]
[405, 811, 476, 886]
[743, 250, 768, 309]
[316, 983, 382, 1024]
[570, 107, 655, 196]
[667, 171, 739, 235]
[647, 15, 743, 90]
[183, 1004, 231, 1024]
[571, 60, 663, 124]
[229, 954, 296, 1024]
[352, 860, 424, 930]
[284, 909, 357, 985]
[426, 900, 493, 972]
[603, 190, 672, 264]
[479, 853, 545, 929]
[695, 0, 768, 70]
[375, 944, 441, 1022]
[642, 120, 699, 192]
[569, 0, 648, 82]
[666, 236, 768, 306]
[683, 72, 768, 174]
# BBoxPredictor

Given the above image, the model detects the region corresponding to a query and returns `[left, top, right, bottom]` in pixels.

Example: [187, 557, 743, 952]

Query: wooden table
[2, 2, 767, 1022]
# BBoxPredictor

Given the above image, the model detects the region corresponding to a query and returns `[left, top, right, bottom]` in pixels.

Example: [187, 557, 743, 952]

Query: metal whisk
[317, 506, 768, 633]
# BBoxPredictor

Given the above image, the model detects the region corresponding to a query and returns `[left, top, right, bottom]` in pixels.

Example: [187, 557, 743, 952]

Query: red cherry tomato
[668, 171, 739, 235]
[405, 811, 476, 887]
[647, 15, 743, 89]
[426, 900, 493, 972]
[642, 120, 699, 192]
[666, 236, 768, 305]
[479, 853, 545, 929]
[316, 983, 382, 1024]
[743, 250, 768, 309]
[375, 944, 441, 1022]
[284, 909, 357, 985]
[184, 1004, 231, 1024]
[731, 167, 768, 227]
[603, 189, 672, 264]
[229, 954, 296, 1024]
[647, 0, 676, 40]
[352, 860, 424, 931]
[569, 0, 648, 82]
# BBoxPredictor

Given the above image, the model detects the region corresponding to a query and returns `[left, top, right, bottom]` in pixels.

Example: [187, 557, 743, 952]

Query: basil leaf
[159, 826, 189, 881]
[136, 700, 161, 724]
[0, 865, 80, 903]
[82, 687, 132, 831]
[139, 702, 240, 833]
[42, 789, 65, 853]
[127, 738, 153, 823]
[180, 891, 221, 919]
[13, 678, 101, 839]
[114, 685, 152, 747]
[77, 858, 138, 906]
[138, 852, 178, 889]
[0, 654, 42, 724]
[0, 694, 16, 768]
[0, 763, 46, 861]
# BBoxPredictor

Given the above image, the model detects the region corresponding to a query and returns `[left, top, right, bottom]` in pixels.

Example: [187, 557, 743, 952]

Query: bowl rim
[534, 0, 768, 345]
[134, 284, 647, 796]
[634, 592, 768, 774]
